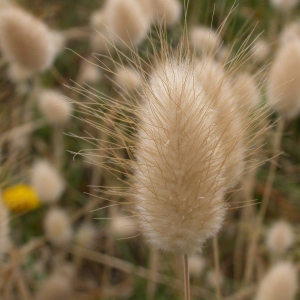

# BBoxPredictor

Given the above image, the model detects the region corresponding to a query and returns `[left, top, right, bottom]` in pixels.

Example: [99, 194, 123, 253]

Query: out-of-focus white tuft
[104, 0, 151, 47]
[7, 63, 34, 83]
[110, 214, 137, 238]
[280, 22, 300, 44]
[75, 223, 96, 249]
[30, 160, 65, 204]
[150, 0, 182, 27]
[266, 220, 294, 255]
[255, 261, 298, 300]
[270, 0, 299, 12]
[0, 6, 56, 72]
[190, 26, 222, 55]
[44, 207, 73, 246]
[78, 60, 102, 84]
[0, 195, 9, 258]
[251, 39, 271, 63]
[114, 66, 142, 91]
[38, 89, 73, 125]
[188, 255, 206, 278]
[267, 39, 300, 119]
[34, 264, 74, 300]
[50, 31, 66, 56]
[206, 269, 224, 289]
[233, 72, 261, 111]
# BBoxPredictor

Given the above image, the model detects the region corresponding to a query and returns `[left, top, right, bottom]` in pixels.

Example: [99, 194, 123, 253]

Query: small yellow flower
[2, 184, 40, 212]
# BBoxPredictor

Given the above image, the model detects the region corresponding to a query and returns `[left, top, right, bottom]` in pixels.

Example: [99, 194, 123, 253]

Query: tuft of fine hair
[270, 0, 299, 12]
[103, 0, 151, 48]
[75, 223, 96, 248]
[34, 266, 73, 300]
[267, 39, 300, 119]
[250, 38, 270, 63]
[188, 255, 206, 278]
[30, 160, 65, 204]
[190, 26, 222, 56]
[266, 220, 295, 255]
[233, 72, 261, 111]
[44, 207, 73, 246]
[38, 89, 73, 125]
[114, 66, 142, 91]
[255, 261, 298, 300]
[149, 0, 182, 27]
[0, 6, 56, 72]
[133, 58, 228, 254]
[110, 214, 137, 238]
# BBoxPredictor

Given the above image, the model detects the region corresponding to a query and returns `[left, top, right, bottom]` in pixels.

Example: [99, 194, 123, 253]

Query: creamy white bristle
[30, 160, 65, 204]
[0, 7, 56, 72]
[38, 89, 73, 125]
[267, 39, 300, 119]
[266, 220, 294, 255]
[190, 26, 222, 55]
[44, 207, 73, 246]
[255, 261, 298, 300]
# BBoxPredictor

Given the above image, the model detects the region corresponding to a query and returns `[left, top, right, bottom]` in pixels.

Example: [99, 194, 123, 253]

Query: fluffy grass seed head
[251, 38, 271, 63]
[0, 195, 9, 257]
[78, 60, 102, 84]
[266, 220, 295, 255]
[233, 72, 261, 111]
[190, 26, 222, 56]
[206, 269, 224, 289]
[280, 22, 300, 43]
[255, 261, 298, 300]
[2, 184, 40, 212]
[148, 0, 182, 27]
[44, 207, 73, 246]
[104, 0, 151, 48]
[75, 223, 96, 248]
[267, 39, 300, 119]
[38, 89, 73, 125]
[110, 214, 137, 238]
[270, 0, 299, 12]
[30, 160, 65, 204]
[189, 255, 206, 278]
[133, 58, 228, 254]
[0, 6, 56, 72]
[7, 63, 34, 83]
[114, 66, 142, 91]
[35, 270, 73, 300]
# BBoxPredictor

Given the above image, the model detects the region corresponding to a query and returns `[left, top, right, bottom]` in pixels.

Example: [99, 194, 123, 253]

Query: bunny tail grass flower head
[132, 57, 229, 255]
[0, 6, 57, 72]
[30, 160, 65, 204]
[255, 261, 298, 300]
[267, 39, 300, 119]
[103, 0, 151, 48]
